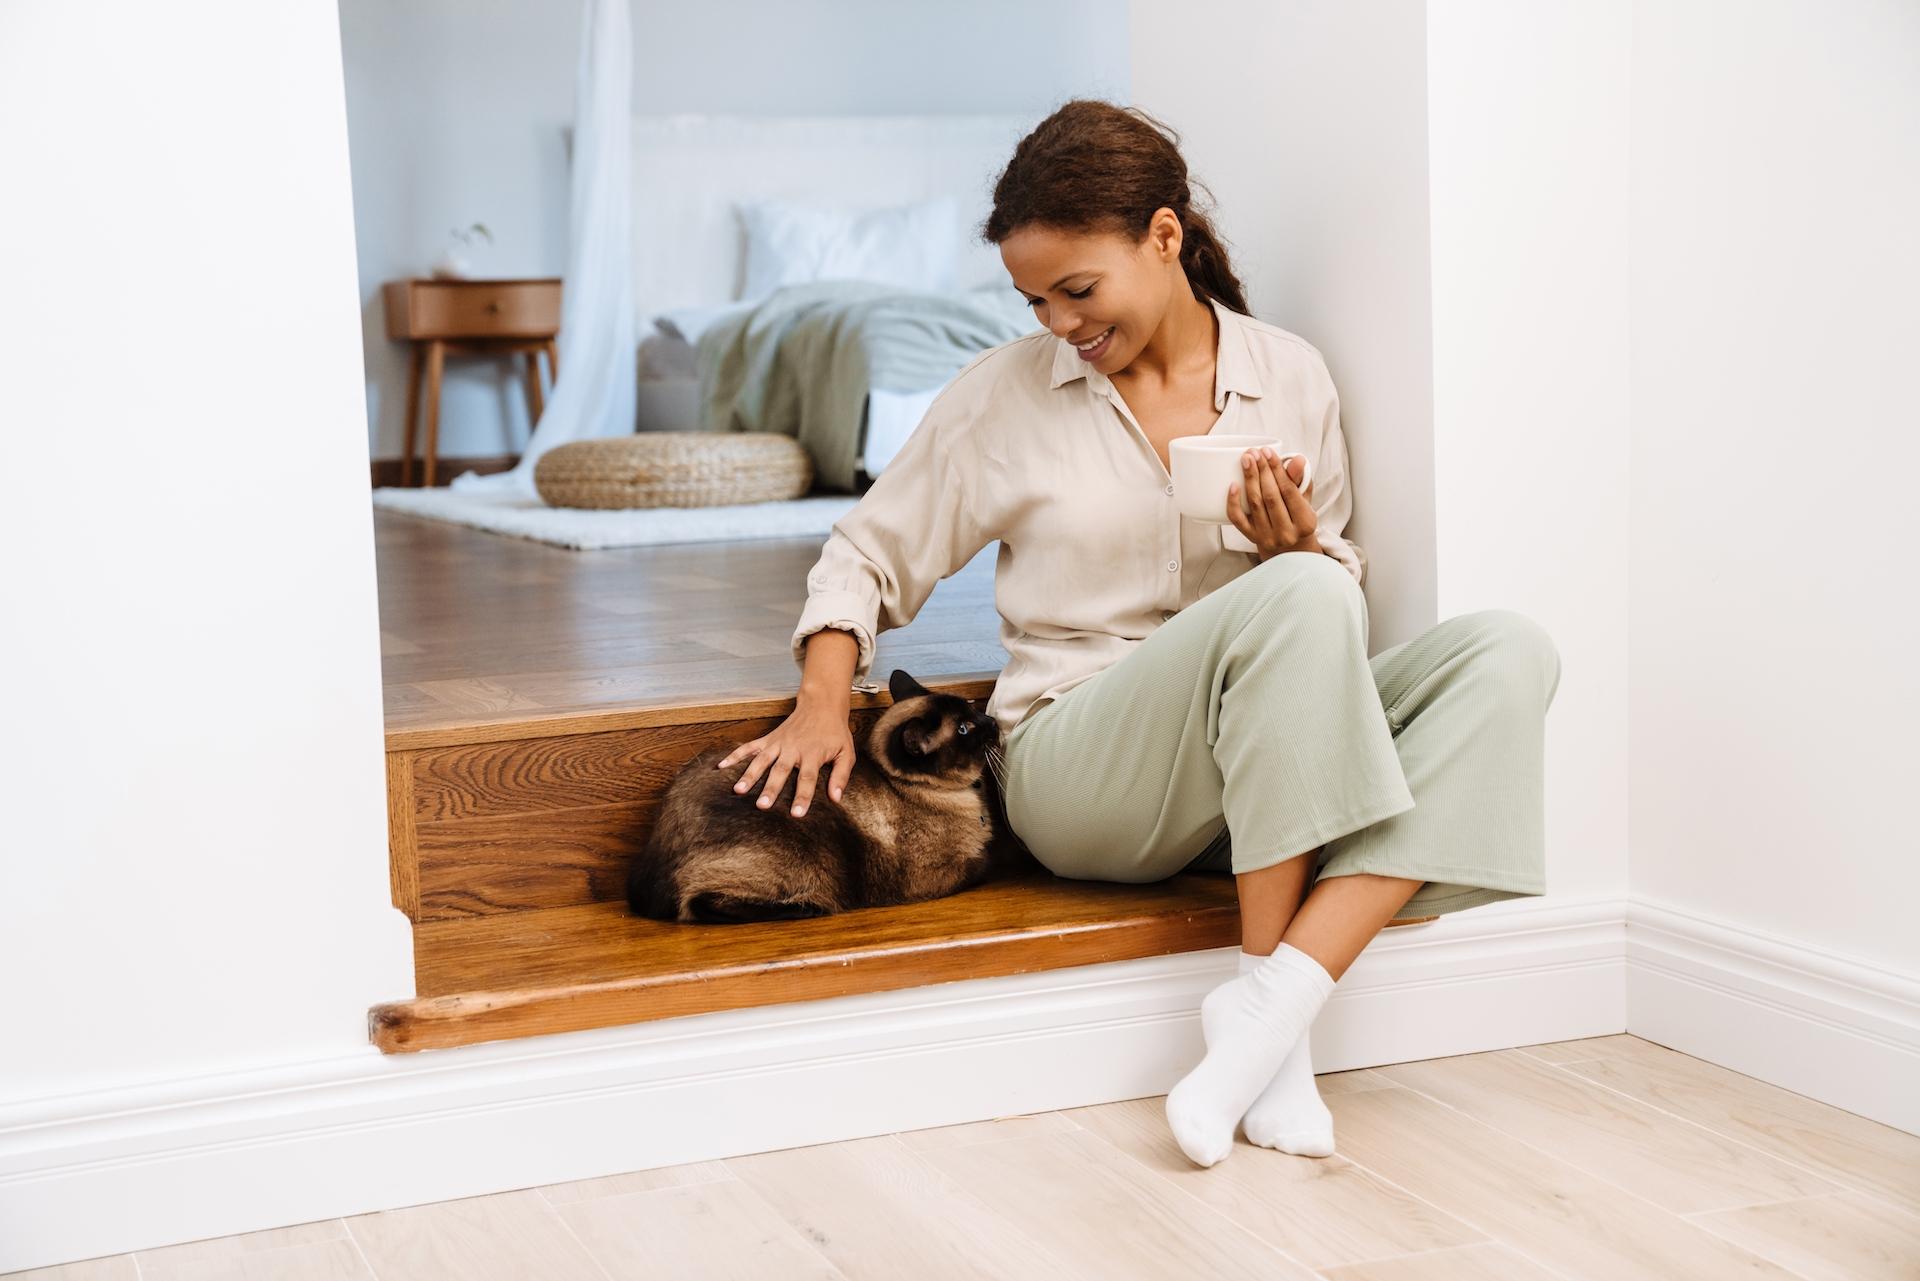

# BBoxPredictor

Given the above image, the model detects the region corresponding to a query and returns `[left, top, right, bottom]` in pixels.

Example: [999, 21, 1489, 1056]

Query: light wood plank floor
[18, 1035, 1918, 1280]
[373, 510, 1005, 736]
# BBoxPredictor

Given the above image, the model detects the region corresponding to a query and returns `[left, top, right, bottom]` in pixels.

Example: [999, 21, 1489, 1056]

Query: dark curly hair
[981, 98, 1248, 316]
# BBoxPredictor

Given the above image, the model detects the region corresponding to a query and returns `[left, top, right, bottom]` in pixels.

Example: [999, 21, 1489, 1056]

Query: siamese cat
[627, 668, 1029, 924]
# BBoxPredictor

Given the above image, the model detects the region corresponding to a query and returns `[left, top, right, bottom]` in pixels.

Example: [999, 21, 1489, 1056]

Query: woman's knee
[1468, 609, 1562, 706]
[1239, 550, 1364, 628]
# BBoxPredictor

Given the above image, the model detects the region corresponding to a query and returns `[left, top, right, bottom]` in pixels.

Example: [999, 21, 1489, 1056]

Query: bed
[626, 113, 1042, 491]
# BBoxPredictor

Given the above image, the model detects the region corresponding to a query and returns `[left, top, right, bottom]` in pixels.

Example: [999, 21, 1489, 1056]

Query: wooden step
[372, 677, 1437, 1055]
[383, 673, 1003, 923]
[369, 868, 1437, 1054]
[370, 867, 1245, 1053]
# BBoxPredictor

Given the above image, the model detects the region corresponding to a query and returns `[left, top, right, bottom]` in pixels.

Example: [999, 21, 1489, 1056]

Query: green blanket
[696, 279, 1035, 493]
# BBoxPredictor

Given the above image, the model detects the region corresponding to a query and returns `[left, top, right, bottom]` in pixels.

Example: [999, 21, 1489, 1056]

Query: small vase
[430, 250, 472, 280]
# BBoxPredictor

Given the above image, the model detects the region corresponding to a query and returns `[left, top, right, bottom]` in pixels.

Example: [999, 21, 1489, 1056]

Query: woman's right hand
[715, 699, 855, 819]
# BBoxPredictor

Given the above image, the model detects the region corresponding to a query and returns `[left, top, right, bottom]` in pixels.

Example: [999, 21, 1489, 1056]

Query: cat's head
[866, 668, 1002, 786]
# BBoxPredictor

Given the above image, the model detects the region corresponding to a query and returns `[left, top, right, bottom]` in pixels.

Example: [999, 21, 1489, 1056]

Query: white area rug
[370, 486, 859, 550]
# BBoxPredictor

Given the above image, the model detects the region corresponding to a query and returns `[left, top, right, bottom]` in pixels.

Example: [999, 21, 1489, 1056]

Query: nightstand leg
[401, 344, 423, 487]
[522, 349, 545, 427]
[544, 339, 559, 383]
[422, 340, 445, 488]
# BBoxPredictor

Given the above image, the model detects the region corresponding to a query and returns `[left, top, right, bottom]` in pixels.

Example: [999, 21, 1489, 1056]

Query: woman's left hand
[1228, 447, 1323, 560]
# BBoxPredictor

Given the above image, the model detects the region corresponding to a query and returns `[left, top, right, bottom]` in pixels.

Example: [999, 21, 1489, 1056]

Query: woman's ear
[1148, 206, 1182, 262]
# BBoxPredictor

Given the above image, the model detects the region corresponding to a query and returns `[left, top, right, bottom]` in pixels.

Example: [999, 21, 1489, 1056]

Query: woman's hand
[1227, 447, 1323, 561]
[715, 700, 855, 819]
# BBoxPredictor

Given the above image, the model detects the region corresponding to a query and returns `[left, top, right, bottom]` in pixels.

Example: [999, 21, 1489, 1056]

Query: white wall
[339, 0, 1132, 468]
[1133, 0, 1631, 906]
[1629, 0, 1920, 972]
[4, 0, 1910, 1268]
[1133, 0, 1439, 656]
[1426, 0, 1633, 908]
[0, 2, 412, 1103]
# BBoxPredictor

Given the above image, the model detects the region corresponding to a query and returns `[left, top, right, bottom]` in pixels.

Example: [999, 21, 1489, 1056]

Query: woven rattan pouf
[533, 432, 814, 509]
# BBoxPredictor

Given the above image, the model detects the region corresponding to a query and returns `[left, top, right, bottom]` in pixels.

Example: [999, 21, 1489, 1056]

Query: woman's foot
[1164, 942, 1336, 1167]
[1231, 950, 1335, 1156]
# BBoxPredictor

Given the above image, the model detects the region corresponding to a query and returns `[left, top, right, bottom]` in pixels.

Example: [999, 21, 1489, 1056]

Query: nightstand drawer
[384, 279, 562, 340]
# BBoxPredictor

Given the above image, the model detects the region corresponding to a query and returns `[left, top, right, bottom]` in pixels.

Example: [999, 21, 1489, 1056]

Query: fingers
[728, 744, 769, 794]
[1235, 449, 1286, 540]
[726, 744, 789, 813]
[1277, 453, 1318, 539]
[718, 738, 846, 819]
[791, 750, 852, 819]
[1229, 449, 1260, 532]
[1275, 452, 1312, 521]
[716, 740, 755, 769]
[1255, 452, 1293, 542]
[757, 752, 795, 812]
[790, 761, 815, 818]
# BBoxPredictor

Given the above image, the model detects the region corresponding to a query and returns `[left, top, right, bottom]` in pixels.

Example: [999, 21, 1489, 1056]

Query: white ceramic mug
[1169, 434, 1313, 552]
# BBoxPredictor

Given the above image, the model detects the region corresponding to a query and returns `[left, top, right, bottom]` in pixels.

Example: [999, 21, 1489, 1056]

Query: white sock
[1165, 941, 1336, 1167]
[1233, 948, 1336, 1157]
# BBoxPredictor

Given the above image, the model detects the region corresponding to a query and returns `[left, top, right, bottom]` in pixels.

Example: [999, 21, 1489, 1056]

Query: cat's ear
[888, 668, 931, 704]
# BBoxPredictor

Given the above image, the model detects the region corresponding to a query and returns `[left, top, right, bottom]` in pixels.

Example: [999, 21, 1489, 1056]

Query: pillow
[652, 298, 758, 345]
[736, 195, 960, 301]
[635, 330, 697, 381]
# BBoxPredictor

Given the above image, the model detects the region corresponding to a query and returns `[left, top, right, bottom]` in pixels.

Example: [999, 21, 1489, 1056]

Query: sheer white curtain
[450, 0, 635, 498]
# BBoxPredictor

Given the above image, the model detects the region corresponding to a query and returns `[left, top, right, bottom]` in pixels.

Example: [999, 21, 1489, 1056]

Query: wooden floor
[373, 508, 1004, 736]
[23, 1035, 1919, 1280]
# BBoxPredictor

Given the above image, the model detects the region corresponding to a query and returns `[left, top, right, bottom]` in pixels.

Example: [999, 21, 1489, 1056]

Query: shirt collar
[1048, 296, 1263, 411]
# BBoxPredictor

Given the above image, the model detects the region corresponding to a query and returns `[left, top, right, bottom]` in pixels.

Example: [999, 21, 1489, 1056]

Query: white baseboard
[1, 894, 1624, 1272]
[1625, 897, 1920, 1136]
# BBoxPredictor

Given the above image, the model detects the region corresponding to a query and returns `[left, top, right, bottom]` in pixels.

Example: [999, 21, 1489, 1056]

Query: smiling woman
[959, 102, 1559, 1169]
[769, 97, 1561, 1170]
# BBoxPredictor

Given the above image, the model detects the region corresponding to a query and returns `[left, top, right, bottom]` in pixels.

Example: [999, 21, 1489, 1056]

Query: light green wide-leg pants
[997, 551, 1563, 919]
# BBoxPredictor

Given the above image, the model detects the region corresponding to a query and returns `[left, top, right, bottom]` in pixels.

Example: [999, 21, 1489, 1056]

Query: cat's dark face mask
[888, 669, 1001, 769]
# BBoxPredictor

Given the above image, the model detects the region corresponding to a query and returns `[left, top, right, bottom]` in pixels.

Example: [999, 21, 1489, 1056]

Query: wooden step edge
[383, 671, 1005, 753]
[366, 906, 1442, 1055]
[368, 902, 1243, 1054]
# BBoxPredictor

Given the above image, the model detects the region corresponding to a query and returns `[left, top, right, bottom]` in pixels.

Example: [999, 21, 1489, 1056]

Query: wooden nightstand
[383, 277, 563, 486]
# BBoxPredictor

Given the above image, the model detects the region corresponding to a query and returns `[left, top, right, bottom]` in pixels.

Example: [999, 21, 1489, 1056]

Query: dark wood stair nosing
[383, 672, 1004, 753]
[366, 899, 1442, 1054]
[369, 905, 1245, 1054]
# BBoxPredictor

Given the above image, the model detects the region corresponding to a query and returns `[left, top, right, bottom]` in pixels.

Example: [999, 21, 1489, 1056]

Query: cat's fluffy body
[627, 669, 1022, 924]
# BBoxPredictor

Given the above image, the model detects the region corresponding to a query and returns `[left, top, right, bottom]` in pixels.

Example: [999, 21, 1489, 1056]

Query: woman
[717, 100, 1562, 1168]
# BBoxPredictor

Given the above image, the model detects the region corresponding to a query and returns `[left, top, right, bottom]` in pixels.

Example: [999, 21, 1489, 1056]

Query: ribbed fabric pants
[996, 551, 1563, 919]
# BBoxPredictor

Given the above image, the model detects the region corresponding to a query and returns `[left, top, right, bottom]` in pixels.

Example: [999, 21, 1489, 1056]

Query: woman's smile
[1074, 325, 1117, 362]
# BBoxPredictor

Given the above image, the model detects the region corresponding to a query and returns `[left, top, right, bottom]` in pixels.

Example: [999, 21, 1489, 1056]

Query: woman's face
[1000, 208, 1184, 374]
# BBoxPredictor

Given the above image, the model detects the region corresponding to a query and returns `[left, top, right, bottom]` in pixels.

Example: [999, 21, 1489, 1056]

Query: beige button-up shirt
[790, 297, 1367, 738]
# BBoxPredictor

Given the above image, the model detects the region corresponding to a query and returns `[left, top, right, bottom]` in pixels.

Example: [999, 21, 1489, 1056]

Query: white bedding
[643, 281, 1032, 481]
[627, 114, 1038, 485]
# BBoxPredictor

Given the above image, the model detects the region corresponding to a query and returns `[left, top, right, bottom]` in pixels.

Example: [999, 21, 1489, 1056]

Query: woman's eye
[1021, 286, 1093, 307]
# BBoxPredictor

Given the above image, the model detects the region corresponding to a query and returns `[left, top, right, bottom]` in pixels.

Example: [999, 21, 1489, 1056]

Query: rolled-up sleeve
[1304, 361, 1368, 589]
[790, 399, 993, 681]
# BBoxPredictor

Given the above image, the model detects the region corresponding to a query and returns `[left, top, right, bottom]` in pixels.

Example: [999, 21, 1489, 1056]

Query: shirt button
[1162, 609, 1175, 620]
[1164, 483, 1174, 495]
[1167, 560, 1178, 572]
